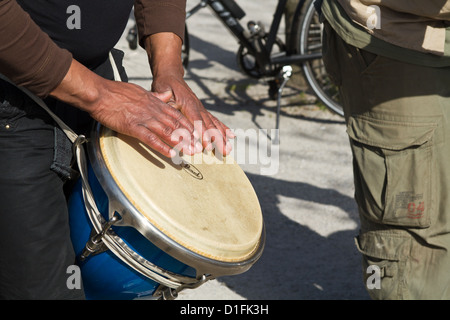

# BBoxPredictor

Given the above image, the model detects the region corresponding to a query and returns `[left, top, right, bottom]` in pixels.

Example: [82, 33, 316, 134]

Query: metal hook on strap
[79, 213, 121, 261]
[72, 134, 88, 151]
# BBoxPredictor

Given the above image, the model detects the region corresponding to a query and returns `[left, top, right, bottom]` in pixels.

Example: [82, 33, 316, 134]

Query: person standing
[319, 0, 450, 299]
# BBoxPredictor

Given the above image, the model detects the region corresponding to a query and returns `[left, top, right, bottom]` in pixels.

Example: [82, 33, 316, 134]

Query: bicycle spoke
[293, 0, 343, 116]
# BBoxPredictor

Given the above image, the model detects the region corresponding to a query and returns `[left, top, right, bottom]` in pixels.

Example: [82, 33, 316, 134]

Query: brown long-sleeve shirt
[0, 0, 186, 98]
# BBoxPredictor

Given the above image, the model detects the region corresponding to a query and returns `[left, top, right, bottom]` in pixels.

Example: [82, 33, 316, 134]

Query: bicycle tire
[290, 0, 343, 117]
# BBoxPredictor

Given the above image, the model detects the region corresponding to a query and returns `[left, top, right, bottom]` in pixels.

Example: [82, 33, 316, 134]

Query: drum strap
[0, 62, 107, 268]
[0, 54, 208, 297]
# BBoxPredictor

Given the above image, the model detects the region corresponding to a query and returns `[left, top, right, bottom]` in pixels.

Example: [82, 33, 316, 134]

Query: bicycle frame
[186, 0, 321, 75]
[124, 0, 343, 136]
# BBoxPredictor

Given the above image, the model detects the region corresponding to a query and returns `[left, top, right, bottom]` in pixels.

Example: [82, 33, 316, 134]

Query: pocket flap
[347, 115, 437, 150]
[355, 230, 411, 261]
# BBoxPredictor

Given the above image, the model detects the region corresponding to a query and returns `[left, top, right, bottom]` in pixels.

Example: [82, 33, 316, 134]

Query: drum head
[98, 127, 263, 264]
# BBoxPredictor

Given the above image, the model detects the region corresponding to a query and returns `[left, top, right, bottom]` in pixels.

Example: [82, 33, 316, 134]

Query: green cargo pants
[322, 21, 450, 299]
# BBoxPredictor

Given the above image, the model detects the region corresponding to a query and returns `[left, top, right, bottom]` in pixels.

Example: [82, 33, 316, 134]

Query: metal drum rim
[86, 123, 265, 277]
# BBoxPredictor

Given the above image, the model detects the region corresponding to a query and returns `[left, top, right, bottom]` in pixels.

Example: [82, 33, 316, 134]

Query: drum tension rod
[154, 274, 212, 300]
[155, 286, 179, 300]
[79, 213, 121, 261]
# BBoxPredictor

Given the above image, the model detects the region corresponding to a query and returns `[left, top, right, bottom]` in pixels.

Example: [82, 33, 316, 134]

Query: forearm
[49, 59, 104, 112]
[145, 32, 185, 81]
[0, 0, 72, 97]
[50, 33, 185, 114]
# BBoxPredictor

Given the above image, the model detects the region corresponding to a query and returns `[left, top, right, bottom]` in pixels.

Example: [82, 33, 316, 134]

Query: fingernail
[193, 130, 200, 140]
[195, 141, 203, 153]
[226, 129, 236, 139]
[226, 141, 232, 153]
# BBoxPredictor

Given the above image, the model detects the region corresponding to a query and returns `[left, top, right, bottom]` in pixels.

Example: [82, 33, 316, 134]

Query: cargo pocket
[347, 115, 437, 228]
[355, 230, 411, 300]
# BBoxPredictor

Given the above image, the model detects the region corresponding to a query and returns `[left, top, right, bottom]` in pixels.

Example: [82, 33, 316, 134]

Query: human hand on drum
[50, 58, 200, 158]
[146, 32, 235, 157]
[151, 72, 235, 157]
[50, 57, 233, 159]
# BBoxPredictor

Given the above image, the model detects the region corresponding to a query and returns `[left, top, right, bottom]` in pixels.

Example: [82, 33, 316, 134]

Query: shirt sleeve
[0, 0, 73, 98]
[134, 0, 186, 48]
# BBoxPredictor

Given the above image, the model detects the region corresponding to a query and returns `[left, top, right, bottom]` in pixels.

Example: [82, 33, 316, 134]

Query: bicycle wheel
[291, 0, 343, 116]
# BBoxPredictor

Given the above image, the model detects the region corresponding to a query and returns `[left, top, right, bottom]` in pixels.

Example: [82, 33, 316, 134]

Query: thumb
[151, 90, 173, 103]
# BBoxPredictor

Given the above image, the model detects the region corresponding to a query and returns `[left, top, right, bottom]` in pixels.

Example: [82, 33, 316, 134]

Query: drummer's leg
[0, 80, 85, 299]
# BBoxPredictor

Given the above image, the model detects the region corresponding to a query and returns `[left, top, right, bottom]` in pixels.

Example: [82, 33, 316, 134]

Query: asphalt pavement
[115, 0, 370, 300]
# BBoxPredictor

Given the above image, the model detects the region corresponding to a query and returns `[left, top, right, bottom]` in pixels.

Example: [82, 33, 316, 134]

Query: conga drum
[68, 123, 265, 300]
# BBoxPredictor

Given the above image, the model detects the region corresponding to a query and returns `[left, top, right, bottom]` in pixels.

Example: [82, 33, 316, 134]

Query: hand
[88, 80, 201, 158]
[50, 59, 199, 158]
[146, 32, 235, 156]
[152, 73, 235, 156]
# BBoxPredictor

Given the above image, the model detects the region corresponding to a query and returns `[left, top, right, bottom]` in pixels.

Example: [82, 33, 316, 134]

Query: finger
[209, 113, 235, 139]
[147, 111, 198, 155]
[134, 124, 176, 159]
[201, 113, 232, 155]
[173, 98, 205, 141]
[204, 127, 233, 156]
[150, 90, 173, 104]
[163, 103, 195, 133]
[167, 100, 182, 111]
[170, 126, 197, 155]
[162, 105, 201, 153]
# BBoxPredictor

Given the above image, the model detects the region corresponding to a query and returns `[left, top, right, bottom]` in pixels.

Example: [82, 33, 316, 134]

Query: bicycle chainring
[236, 36, 285, 79]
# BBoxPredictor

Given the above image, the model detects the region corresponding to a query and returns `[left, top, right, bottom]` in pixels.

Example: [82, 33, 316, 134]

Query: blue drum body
[68, 165, 196, 300]
[67, 124, 265, 300]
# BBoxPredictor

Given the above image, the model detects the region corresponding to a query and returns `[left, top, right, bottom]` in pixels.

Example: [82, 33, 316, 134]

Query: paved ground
[115, 0, 370, 300]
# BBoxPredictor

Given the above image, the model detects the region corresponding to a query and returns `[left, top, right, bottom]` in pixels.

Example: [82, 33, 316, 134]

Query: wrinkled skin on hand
[151, 72, 234, 157]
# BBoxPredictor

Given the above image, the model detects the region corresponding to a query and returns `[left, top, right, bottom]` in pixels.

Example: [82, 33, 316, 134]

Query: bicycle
[126, 0, 343, 135]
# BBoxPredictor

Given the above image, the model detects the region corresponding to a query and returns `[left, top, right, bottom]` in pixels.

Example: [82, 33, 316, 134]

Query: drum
[68, 123, 265, 300]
